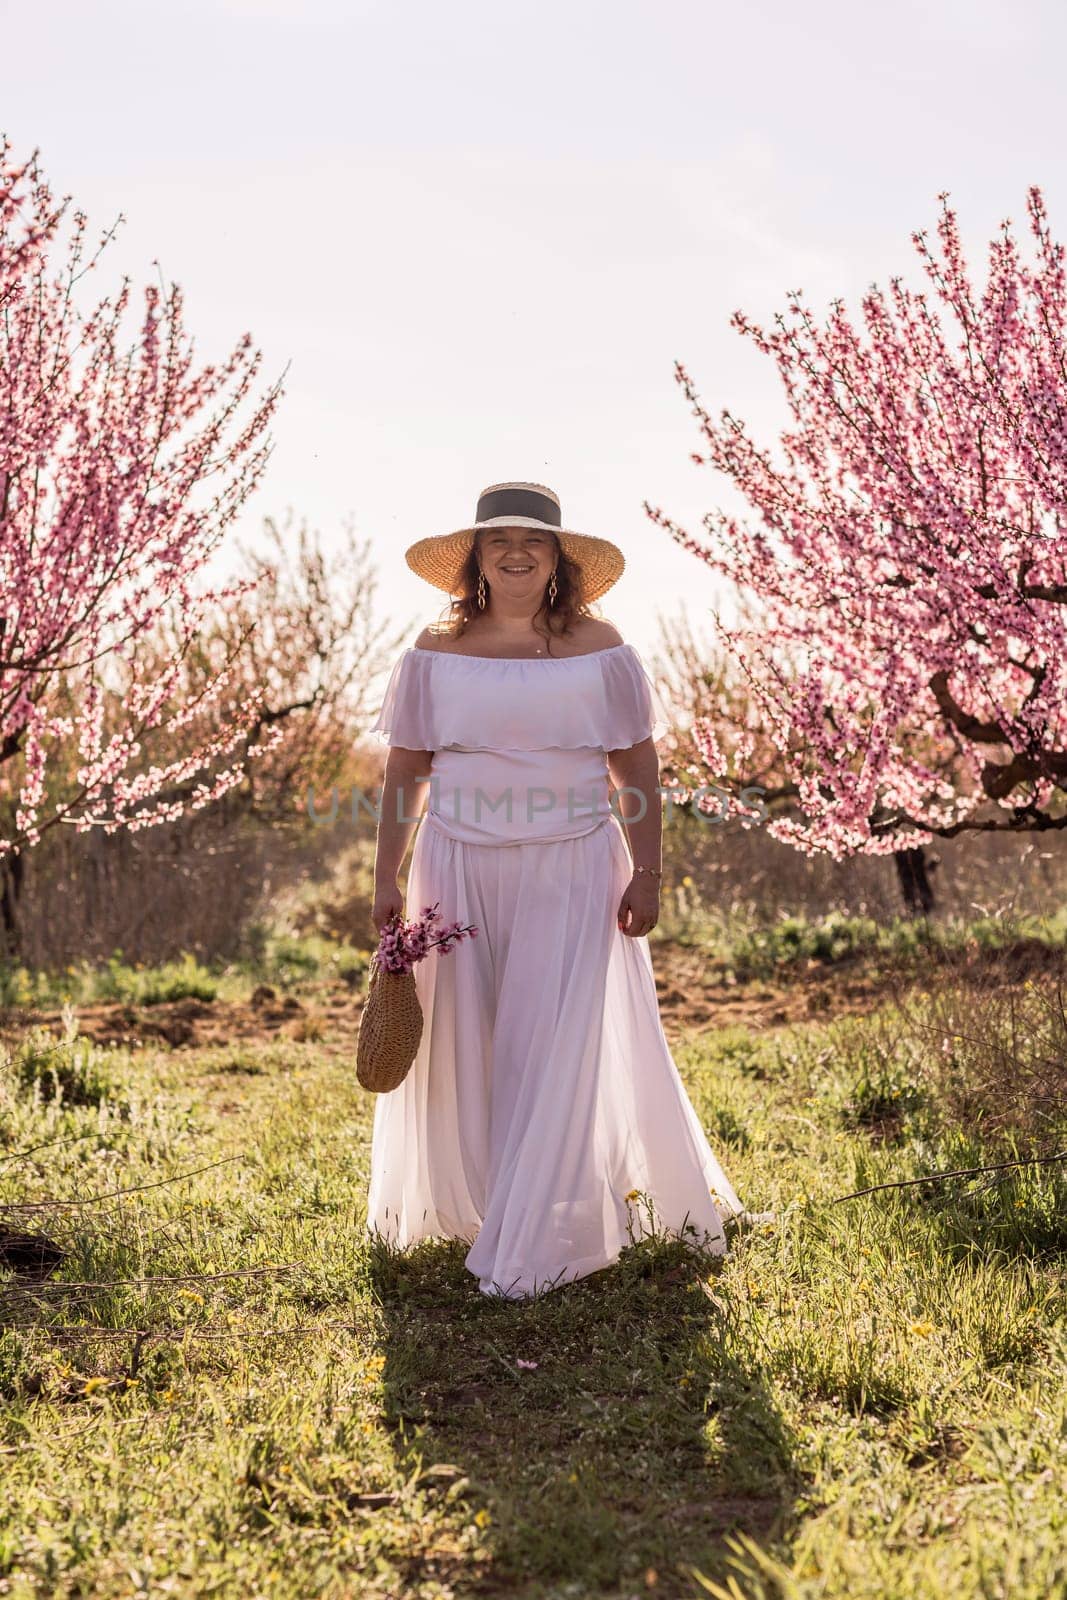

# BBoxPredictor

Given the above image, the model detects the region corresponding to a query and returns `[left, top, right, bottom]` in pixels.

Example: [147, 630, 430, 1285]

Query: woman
[365, 481, 745, 1299]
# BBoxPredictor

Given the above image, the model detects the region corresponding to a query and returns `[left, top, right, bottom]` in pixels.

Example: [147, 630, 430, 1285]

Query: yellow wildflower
[908, 1320, 936, 1337]
[625, 1188, 641, 1202]
[82, 1376, 108, 1396]
[473, 1508, 491, 1528]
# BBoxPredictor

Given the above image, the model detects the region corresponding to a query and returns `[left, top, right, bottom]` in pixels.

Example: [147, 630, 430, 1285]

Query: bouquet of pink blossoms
[376, 902, 479, 974]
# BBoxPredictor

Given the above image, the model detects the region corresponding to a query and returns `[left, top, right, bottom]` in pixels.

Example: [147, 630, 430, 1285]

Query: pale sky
[5, 0, 1065, 661]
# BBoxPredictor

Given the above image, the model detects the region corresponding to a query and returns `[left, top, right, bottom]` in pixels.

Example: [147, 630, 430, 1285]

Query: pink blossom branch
[0, 137, 285, 854]
[653, 186, 1067, 853]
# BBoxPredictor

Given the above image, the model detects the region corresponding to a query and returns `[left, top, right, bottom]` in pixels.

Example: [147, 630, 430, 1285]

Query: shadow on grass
[361, 1224, 800, 1598]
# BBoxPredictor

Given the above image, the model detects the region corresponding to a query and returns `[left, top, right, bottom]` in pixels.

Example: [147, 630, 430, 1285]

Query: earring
[548, 568, 558, 606]
[477, 569, 487, 609]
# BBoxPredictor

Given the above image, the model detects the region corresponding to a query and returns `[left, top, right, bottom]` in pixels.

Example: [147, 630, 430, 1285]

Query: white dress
[364, 642, 744, 1299]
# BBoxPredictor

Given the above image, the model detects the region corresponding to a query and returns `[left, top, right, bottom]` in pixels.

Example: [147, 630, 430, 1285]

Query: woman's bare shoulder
[411, 618, 626, 654]
[412, 624, 452, 653]
[578, 617, 626, 649]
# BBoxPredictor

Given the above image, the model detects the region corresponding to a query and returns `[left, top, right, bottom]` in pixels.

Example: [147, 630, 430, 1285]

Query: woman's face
[476, 526, 556, 598]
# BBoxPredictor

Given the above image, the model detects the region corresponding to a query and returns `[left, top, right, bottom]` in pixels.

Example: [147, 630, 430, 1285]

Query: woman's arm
[607, 737, 662, 938]
[371, 745, 434, 933]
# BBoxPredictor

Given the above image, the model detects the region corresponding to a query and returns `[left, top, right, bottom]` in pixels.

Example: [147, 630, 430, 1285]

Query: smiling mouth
[501, 565, 534, 574]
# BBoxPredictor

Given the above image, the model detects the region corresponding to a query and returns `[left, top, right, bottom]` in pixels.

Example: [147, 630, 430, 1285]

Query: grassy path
[1, 961, 1065, 1598]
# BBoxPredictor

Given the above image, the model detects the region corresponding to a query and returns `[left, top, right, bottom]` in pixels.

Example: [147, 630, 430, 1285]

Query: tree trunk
[894, 846, 937, 916]
[0, 849, 25, 960]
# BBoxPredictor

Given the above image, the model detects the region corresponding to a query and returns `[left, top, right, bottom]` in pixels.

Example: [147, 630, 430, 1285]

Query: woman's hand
[372, 878, 404, 935]
[617, 873, 660, 938]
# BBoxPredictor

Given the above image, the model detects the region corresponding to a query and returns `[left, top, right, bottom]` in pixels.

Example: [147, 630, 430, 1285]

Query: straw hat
[404, 482, 625, 604]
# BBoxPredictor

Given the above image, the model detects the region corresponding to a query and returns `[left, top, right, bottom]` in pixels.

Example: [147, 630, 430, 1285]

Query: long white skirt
[364, 812, 744, 1299]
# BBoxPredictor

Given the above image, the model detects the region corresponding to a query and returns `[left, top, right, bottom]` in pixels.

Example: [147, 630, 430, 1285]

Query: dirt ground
[1, 933, 1062, 1058]
[0, 942, 930, 1057]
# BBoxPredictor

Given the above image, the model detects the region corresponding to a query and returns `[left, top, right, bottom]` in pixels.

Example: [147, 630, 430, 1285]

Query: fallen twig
[0, 1131, 100, 1167]
[0, 1262, 302, 1296]
[7, 1319, 376, 1342]
[0, 1155, 245, 1211]
[831, 1148, 1067, 1203]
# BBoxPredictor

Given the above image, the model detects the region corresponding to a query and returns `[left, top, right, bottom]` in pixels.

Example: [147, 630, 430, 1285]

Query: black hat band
[475, 486, 562, 527]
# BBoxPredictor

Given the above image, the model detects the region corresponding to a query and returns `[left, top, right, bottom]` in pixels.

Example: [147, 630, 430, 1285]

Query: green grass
[655, 897, 1067, 983]
[0, 932, 373, 1012]
[0, 962, 1065, 1598]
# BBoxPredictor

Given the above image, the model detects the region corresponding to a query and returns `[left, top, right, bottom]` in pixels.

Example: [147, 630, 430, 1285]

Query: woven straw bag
[356, 950, 425, 1093]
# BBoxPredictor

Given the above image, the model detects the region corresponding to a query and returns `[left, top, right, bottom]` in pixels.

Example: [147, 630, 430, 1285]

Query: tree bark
[893, 845, 937, 916]
[0, 849, 25, 960]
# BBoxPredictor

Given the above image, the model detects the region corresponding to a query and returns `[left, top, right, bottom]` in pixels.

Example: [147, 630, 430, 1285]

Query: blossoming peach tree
[0, 138, 285, 859]
[648, 187, 1067, 861]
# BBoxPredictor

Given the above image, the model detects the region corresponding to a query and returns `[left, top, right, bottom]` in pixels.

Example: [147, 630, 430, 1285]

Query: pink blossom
[375, 901, 479, 975]
[650, 186, 1067, 853]
[0, 139, 283, 856]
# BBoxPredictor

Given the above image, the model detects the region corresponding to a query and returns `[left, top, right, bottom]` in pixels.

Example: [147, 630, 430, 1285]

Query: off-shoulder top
[367, 643, 670, 846]
[368, 642, 669, 753]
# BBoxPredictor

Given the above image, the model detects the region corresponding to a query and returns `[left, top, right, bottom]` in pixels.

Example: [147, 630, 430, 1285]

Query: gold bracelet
[632, 864, 663, 878]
